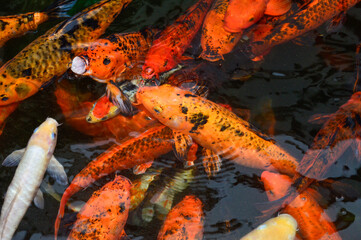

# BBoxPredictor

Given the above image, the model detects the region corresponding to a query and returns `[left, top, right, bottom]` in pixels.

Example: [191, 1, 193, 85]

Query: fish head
[87, 95, 120, 123]
[260, 171, 292, 201]
[0, 72, 40, 105]
[142, 46, 176, 79]
[28, 118, 59, 158]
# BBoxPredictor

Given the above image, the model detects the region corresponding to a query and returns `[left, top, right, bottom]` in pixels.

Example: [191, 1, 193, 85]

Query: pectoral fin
[2, 148, 25, 167]
[34, 189, 44, 209]
[172, 131, 193, 163]
[133, 161, 153, 175]
[47, 156, 68, 185]
[201, 148, 222, 177]
[106, 81, 135, 116]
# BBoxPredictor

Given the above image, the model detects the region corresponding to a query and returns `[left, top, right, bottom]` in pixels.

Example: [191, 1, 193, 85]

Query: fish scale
[0, 0, 132, 105]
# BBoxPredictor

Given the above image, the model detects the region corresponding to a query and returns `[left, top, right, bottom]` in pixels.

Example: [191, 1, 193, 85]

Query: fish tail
[42, 0, 77, 18]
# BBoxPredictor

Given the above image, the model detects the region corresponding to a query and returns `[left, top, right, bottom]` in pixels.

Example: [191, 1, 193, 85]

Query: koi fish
[142, 167, 195, 222]
[0, 0, 76, 47]
[86, 94, 122, 123]
[141, 0, 213, 79]
[157, 195, 204, 240]
[67, 175, 131, 240]
[223, 0, 268, 33]
[240, 214, 297, 240]
[261, 171, 342, 240]
[55, 125, 175, 237]
[137, 85, 298, 176]
[0, 0, 132, 106]
[200, 0, 243, 61]
[244, 0, 360, 58]
[71, 29, 158, 82]
[0, 118, 65, 240]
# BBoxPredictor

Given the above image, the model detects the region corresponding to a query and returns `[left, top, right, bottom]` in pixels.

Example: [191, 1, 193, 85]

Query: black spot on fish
[190, 112, 208, 133]
[181, 106, 188, 114]
[184, 93, 197, 98]
[163, 60, 168, 67]
[83, 18, 100, 30]
[103, 57, 111, 65]
[235, 130, 244, 137]
[107, 34, 119, 43]
[0, 20, 9, 31]
[59, 36, 71, 50]
[22, 68, 32, 77]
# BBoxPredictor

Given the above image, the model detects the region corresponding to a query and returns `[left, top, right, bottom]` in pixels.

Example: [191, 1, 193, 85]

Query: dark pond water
[0, 0, 361, 239]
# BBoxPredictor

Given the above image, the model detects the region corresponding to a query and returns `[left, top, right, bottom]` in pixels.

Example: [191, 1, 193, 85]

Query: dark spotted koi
[244, 0, 360, 59]
[137, 85, 298, 176]
[157, 195, 204, 240]
[0, 0, 76, 47]
[67, 175, 131, 240]
[0, 0, 132, 106]
[55, 125, 174, 237]
[141, 0, 213, 79]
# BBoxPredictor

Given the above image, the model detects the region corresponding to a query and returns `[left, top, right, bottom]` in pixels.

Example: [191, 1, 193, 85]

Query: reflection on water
[0, 0, 361, 239]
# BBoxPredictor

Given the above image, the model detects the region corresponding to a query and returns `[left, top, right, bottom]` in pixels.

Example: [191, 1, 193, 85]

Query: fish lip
[71, 56, 87, 75]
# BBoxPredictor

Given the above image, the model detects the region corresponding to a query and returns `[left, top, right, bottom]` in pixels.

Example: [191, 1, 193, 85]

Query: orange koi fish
[141, 0, 213, 79]
[244, 0, 360, 58]
[261, 171, 342, 240]
[0, 0, 132, 106]
[0, 0, 76, 47]
[67, 175, 131, 240]
[200, 0, 243, 61]
[86, 94, 121, 123]
[223, 0, 268, 33]
[157, 195, 204, 240]
[55, 125, 175, 236]
[71, 29, 158, 82]
[137, 85, 298, 176]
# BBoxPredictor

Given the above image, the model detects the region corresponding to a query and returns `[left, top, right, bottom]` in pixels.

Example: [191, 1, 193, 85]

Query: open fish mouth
[71, 56, 88, 75]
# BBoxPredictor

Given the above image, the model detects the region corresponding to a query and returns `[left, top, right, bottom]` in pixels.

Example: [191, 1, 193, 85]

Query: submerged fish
[0, 0, 76, 47]
[261, 171, 342, 240]
[141, 0, 213, 79]
[157, 195, 204, 240]
[244, 0, 360, 58]
[55, 125, 175, 236]
[0, 0, 132, 106]
[137, 85, 298, 176]
[200, 0, 242, 61]
[240, 214, 297, 240]
[67, 175, 131, 240]
[0, 118, 65, 240]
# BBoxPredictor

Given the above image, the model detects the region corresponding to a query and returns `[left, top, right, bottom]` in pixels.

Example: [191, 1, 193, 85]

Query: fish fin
[327, 13, 347, 33]
[308, 113, 332, 124]
[47, 156, 68, 185]
[291, 32, 316, 46]
[141, 204, 155, 222]
[133, 161, 153, 175]
[119, 230, 130, 240]
[2, 148, 26, 167]
[352, 138, 361, 162]
[354, 44, 361, 92]
[201, 148, 222, 177]
[106, 82, 135, 116]
[42, 0, 77, 18]
[181, 55, 194, 61]
[158, 65, 183, 84]
[34, 189, 45, 209]
[172, 131, 193, 163]
[67, 200, 85, 212]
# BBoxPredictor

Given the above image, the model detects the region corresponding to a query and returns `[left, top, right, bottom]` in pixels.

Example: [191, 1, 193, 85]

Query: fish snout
[142, 66, 155, 79]
[71, 56, 88, 75]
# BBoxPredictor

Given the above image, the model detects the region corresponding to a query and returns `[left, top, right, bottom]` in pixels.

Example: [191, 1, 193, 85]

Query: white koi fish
[0, 117, 66, 240]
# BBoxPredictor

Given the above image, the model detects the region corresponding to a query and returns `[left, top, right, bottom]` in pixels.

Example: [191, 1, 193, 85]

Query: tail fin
[43, 0, 77, 18]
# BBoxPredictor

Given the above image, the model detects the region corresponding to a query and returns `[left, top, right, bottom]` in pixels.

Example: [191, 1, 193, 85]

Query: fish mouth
[71, 56, 87, 75]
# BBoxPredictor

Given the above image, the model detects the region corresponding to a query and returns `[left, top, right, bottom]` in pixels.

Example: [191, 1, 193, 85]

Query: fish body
[261, 171, 341, 240]
[67, 175, 131, 240]
[55, 125, 174, 236]
[0, 118, 59, 240]
[157, 195, 204, 240]
[245, 0, 359, 58]
[0, 0, 76, 47]
[200, 0, 242, 61]
[223, 0, 268, 33]
[137, 85, 298, 176]
[240, 214, 297, 240]
[71, 29, 157, 82]
[0, 0, 132, 106]
[141, 0, 213, 79]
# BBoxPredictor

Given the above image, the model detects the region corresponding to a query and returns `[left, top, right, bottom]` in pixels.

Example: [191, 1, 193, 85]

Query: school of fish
[0, 0, 361, 239]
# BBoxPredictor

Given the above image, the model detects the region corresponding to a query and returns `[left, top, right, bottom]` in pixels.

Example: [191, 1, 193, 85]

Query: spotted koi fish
[261, 171, 342, 240]
[0, 0, 76, 47]
[137, 85, 298, 176]
[200, 0, 242, 62]
[244, 0, 360, 59]
[55, 125, 174, 236]
[141, 0, 213, 79]
[157, 195, 204, 240]
[0, 0, 132, 106]
[67, 175, 131, 240]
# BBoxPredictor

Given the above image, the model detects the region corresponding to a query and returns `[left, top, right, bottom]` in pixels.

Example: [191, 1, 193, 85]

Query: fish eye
[33, 127, 39, 134]
[51, 132, 56, 139]
[153, 106, 163, 114]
